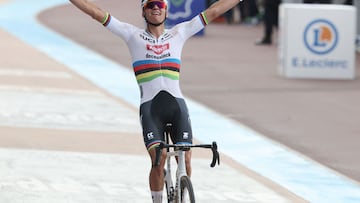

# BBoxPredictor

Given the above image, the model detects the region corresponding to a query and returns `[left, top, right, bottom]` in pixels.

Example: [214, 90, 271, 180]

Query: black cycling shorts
[140, 91, 193, 150]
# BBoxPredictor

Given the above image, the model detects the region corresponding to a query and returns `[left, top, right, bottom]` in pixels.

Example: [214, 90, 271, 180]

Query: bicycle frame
[164, 148, 188, 202]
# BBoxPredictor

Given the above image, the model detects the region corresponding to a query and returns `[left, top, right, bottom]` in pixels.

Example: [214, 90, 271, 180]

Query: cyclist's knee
[151, 165, 164, 177]
[149, 147, 166, 168]
[151, 154, 166, 176]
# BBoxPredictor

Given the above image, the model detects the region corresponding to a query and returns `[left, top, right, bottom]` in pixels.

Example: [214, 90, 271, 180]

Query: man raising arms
[68, 0, 242, 202]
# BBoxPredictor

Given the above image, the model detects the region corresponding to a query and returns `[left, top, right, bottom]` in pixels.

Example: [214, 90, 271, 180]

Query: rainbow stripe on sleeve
[200, 11, 209, 26]
[102, 13, 111, 26]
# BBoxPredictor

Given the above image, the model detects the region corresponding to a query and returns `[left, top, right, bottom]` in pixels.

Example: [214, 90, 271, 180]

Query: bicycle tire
[179, 176, 195, 203]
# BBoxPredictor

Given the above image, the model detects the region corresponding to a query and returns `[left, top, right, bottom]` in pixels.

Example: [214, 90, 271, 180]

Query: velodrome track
[0, 0, 360, 202]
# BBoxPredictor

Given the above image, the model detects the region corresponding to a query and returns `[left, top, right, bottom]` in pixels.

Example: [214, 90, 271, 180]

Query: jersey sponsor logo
[147, 132, 154, 140]
[147, 43, 170, 55]
[146, 53, 171, 59]
[183, 132, 189, 140]
[140, 33, 156, 43]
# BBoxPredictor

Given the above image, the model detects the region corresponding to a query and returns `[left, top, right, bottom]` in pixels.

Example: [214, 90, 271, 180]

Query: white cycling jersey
[105, 13, 208, 104]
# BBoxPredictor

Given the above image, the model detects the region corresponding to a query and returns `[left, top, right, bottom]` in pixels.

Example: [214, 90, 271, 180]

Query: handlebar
[154, 141, 220, 168]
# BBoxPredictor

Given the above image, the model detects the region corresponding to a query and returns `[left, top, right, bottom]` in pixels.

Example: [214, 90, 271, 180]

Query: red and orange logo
[147, 43, 170, 54]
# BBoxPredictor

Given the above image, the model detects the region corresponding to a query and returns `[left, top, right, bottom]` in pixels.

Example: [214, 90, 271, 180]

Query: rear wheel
[179, 176, 195, 203]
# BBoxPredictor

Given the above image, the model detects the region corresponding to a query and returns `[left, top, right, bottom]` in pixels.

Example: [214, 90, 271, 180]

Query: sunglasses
[145, 1, 167, 9]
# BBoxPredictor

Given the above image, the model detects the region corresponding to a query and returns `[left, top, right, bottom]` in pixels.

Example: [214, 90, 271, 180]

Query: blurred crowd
[207, 0, 355, 46]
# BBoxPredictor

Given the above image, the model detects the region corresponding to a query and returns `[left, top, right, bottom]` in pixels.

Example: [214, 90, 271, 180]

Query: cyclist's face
[143, 1, 167, 24]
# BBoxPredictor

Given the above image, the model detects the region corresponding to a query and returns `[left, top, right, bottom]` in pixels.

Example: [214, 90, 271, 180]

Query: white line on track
[0, 69, 73, 78]
[0, 86, 140, 133]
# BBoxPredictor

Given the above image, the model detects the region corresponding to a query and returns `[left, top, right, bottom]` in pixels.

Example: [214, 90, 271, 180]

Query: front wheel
[179, 176, 195, 203]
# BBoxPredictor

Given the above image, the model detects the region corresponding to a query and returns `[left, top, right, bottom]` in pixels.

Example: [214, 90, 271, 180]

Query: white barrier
[278, 4, 357, 79]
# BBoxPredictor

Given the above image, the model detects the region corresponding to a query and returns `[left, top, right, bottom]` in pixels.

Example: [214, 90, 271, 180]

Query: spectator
[255, 0, 281, 45]
[225, 0, 260, 24]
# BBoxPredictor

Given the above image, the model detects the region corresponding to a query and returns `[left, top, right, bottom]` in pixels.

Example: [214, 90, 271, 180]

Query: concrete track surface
[0, 0, 359, 202]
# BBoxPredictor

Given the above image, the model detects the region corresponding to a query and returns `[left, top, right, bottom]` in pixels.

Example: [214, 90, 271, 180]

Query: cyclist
[69, 0, 242, 202]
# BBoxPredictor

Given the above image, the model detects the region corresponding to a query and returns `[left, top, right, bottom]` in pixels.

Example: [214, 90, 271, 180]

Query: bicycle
[154, 124, 220, 203]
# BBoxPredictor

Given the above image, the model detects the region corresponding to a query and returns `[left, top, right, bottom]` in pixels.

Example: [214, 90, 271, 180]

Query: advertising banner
[278, 4, 356, 79]
[166, 0, 206, 36]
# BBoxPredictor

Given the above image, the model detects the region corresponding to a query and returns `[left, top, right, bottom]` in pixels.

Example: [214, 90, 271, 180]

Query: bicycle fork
[165, 150, 188, 203]
[165, 151, 175, 202]
[175, 150, 187, 203]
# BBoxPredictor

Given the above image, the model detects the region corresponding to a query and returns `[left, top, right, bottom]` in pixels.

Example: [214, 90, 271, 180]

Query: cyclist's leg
[171, 98, 194, 176]
[148, 146, 167, 187]
[140, 101, 166, 202]
[169, 135, 192, 177]
[185, 150, 192, 177]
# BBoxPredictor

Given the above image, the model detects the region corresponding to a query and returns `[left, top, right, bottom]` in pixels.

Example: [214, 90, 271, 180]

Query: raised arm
[204, 0, 242, 23]
[69, 0, 108, 24]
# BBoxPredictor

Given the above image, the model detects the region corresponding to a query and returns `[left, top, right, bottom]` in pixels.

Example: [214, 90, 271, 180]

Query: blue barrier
[166, 0, 206, 36]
